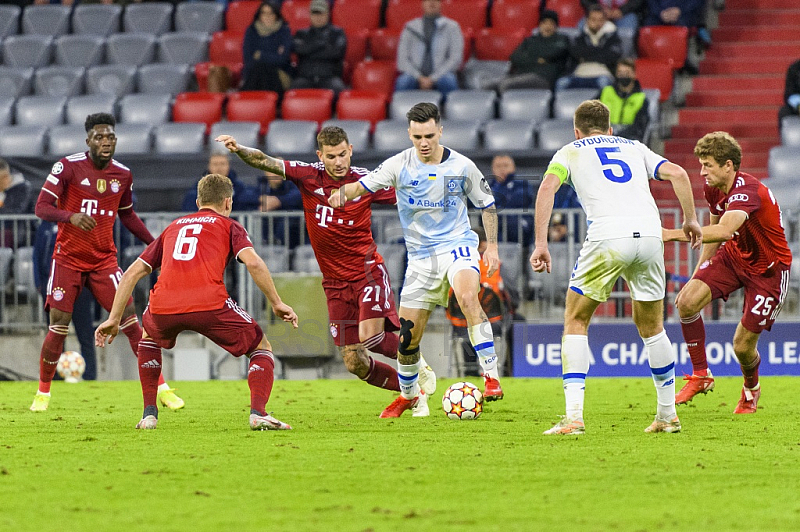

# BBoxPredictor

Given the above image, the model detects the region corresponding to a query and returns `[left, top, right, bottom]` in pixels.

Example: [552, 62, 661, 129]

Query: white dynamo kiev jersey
[548, 135, 667, 241]
[359, 147, 495, 258]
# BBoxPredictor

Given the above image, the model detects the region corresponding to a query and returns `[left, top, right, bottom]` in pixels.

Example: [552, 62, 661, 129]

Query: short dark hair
[254, 1, 283, 23]
[586, 4, 604, 16]
[85, 113, 115, 133]
[406, 102, 441, 125]
[317, 126, 349, 149]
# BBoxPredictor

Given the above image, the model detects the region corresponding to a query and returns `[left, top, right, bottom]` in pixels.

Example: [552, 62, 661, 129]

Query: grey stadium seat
[765, 178, 800, 212]
[2, 34, 52, 68]
[781, 117, 800, 147]
[22, 5, 71, 37]
[0, 98, 13, 127]
[321, 119, 371, 149]
[483, 119, 535, 151]
[445, 90, 496, 121]
[374, 120, 411, 151]
[54, 35, 105, 68]
[498, 242, 524, 296]
[538, 118, 577, 151]
[13, 246, 37, 297]
[768, 146, 800, 182]
[500, 89, 551, 124]
[34, 66, 86, 98]
[154, 123, 206, 154]
[113, 123, 154, 155]
[266, 120, 318, 155]
[440, 120, 481, 151]
[0, 125, 48, 157]
[123, 2, 174, 35]
[175, 2, 225, 33]
[86, 65, 137, 97]
[15, 95, 67, 126]
[553, 88, 598, 120]
[136, 63, 190, 95]
[65, 94, 117, 126]
[255, 244, 291, 273]
[292, 244, 321, 274]
[461, 59, 509, 90]
[0, 67, 34, 99]
[209, 122, 260, 154]
[0, 5, 21, 38]
[157, 32, 209, 65]
[119, 93, 171, 125]
[48, 124, 89, 157]
[390, 90, 442, 120]
[106, 33, 157, 66]
[71, 4, 122, 36]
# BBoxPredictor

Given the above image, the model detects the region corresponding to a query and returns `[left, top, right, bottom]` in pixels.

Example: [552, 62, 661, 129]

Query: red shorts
[694, 251, 791, 333]
[142, 297, 263, 356]
[322, 261, 400, 347]
[46, 261, 132, 313]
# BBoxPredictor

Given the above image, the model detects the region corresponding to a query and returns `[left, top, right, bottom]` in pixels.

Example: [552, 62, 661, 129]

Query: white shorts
[400, 244, 481, 311]
[569, 236, 665, 302]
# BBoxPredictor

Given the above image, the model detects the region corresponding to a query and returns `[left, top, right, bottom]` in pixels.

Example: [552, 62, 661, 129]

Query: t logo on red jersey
[316, 204, 334, 227]
[81, 199, 98, 216]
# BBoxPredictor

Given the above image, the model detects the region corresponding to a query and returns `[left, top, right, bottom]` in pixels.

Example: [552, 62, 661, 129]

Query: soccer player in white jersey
[329, 102, 504, 418]
[530, 100, 702, 435]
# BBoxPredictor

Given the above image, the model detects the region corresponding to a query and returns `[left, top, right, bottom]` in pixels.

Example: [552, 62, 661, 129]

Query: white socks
[644, 330, 677, 420]
[468, 323, 499, 379]
[397, 361, 420, 399]
[561, 335, 590, 421]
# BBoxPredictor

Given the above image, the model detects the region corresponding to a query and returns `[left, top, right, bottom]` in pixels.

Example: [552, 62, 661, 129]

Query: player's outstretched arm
[530, 173, 559, 274]
[328, 182, 368, 208]
[481, 206, 500, 277]
[238, 248, 298, 328]
[663, 211, 746, 244]
[215, 135, 286, 177]
[95, 259, 150, 347]
[655, 161, 702, 249]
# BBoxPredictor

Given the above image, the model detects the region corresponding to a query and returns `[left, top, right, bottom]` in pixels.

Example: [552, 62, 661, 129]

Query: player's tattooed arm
[215, 135, 285, 176]
[481, 206, 500, 277]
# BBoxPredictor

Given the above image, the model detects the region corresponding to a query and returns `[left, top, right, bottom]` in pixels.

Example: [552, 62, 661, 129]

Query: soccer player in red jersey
[30, 113, 183, 412]
[663, 132, 793, 413]
[95, 173, 298, 430]
[215, 127, 437, 416]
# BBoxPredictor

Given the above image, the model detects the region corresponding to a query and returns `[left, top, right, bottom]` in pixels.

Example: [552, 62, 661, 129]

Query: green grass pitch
[2, 377, 800, 531]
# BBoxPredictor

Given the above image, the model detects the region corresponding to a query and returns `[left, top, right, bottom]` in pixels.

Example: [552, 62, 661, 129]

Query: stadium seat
[765, 179, 800, 212]
[461, 59, 509, 90]
[617, 26, 636, 58]
[0, 5, 21, 39]
[538, 118, 576, 151]
[637, 26, 688, 69]
[781, 117, 800, 147]
[255, 244, 291, 273]
[336, 90, 387, 128]
[553, 88, 598, 120]
[54, 35, 105, 68]
[2, 35, 52, 68]
[172, 92, 226, 133]
[71, 4, 122, 36]
[157, 32, 210, 65]
[292, 244, 321, 274]
[265, 120, 318, 155]
[106, 33, 157, 66]
[137, 64, 191, 95]
[34, 66, 86, 98]
[282, 0, 312, 33]
[332, 0, 382, 32]
[0, 125, 47, 157]
[0, 98, 13, 127]
[445, 90, 496, 121]
[473, 28, 527, 61]
[227, 91, 278, 136]
[282, 89, 334, 124]
[48, 124, 89, 157]
[548, 0, 584, 27]
[441, 0, 488, 32]
[13, 246, 37, 297]
[154, 123, 206, 154]
[15, 95, 67, 126]
[342, 27, 369, 83]
[483, 119, 535, 150]
[498, 242, 524, 296]
[113, 123, 153, 155]
[373, 120, 410, 151]
[385, 0, 422, 31]
[369, 28, 403, 62]
[499, 89, 551, 124]
[22, 5, 71, 36]
[768, 146, 800, 182]
[209, 121, 260, 154]
[0, 66, 34, 99]
[321, 119, 371, 149]
[175, 2, 225, 33]
[390, 90, 442, 120]
[490, 0, 540, 32]
[635, 58, 673, 102]
[86, 65, 137, 97]
[351, 61, 397, 100]
[123, 2, 174, 35]
[225, 1, 261, 34]
[66, 94, 117, 126]
[440, 120, 481, 151]
[208, 31, 245, 65]
[119, 93, 171, 125]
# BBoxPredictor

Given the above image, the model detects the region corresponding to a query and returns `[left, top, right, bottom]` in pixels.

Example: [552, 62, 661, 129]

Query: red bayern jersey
[283, 161, 396, 280]
[704, 171, 792, 275]
[40, 152, 134, 271]
[139, 209, 254, 314]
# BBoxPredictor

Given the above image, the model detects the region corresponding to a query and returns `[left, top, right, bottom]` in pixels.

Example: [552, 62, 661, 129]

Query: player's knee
[455, 290, 480, 313]
[49, 309, 71, 327]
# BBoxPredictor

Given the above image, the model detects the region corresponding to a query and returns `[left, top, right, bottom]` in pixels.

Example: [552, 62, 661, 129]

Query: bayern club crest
[51, 287, 65, 301]
[110, 179, 120, 193]
[329, 324, 338, 338]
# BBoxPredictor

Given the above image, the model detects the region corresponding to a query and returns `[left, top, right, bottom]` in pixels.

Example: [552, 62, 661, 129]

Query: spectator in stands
[258, 170, 303, 247]
[0, 159, 35, 248]
[580, 0, 645, 32]
[241, 1, 293, 94]
[489, 154, 534, 244]
[395, 0, 464, 97]
[549, 212, 569, 243]
[779, 58, 800, 131]
[291, 0, 347, 95]
[556, 5, 622, 91]
[182, 154, 260, 212]
[597, 58, 650, 142]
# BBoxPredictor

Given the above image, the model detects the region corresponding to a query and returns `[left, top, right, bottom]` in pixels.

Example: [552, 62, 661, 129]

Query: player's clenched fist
[70, 212, 96, 231]
[328, 188, 345, 208]
[215, 135, 239, 153]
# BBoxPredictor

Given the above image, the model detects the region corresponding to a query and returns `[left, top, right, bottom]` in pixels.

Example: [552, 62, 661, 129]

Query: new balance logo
[371, 304, 381, 312]
[141, 359, 161, 369]
[314, 187, 325, 196]
[81, 178, 90, 186]
[249, 364, 264, 373]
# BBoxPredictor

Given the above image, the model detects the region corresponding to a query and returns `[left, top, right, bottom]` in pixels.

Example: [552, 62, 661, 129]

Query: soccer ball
[442, 381, 483, 420]
[56, 351, 85, 383]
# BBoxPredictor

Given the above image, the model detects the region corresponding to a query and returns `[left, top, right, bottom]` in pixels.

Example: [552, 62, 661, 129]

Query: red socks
[362, 331, 399, 360]
[248, 351, 275, 416]
[38, 325, 68, 393]
[137, 339, 162, 408]
[122, 316, 166, 386]
[742, 353, 761, 389]
[362, 356, 400, 391]
[680, 314, 708, 375]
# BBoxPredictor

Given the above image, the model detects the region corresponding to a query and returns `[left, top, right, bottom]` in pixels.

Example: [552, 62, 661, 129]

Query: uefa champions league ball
[56, 351, 86, 383]
[442, 381, 483, 420]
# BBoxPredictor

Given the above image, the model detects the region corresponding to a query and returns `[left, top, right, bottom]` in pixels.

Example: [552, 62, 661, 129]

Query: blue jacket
[490, 174, 535, 244]
[242, 22, 293, 74]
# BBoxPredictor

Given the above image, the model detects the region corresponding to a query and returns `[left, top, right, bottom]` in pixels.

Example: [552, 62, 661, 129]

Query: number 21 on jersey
[173, 224, 202, 261]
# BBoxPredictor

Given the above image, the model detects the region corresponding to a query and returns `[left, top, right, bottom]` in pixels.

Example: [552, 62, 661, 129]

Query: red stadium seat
[385, 0, 422, 30]
[369, 28, 402, 61]
[491, 0, 540, 32]
[227, 91, 278, 135]
[473, 28, 526, 60]
[332, 0, 381, 32]
[336, 90, 387, 129]
[442, 0, 488, 32]
[209, 31, 244, 65]
[343, 27, 369, 83]
[225, 0, 260, 34]
[172, 92, 226, 133]
[547, 0, 583, 28]
[351, 60, 397, 101]
[282, 0, 312, 32]
[281, 88, 334, 124]
[635, 58, 673, 101]
[638, 26, 689, 69]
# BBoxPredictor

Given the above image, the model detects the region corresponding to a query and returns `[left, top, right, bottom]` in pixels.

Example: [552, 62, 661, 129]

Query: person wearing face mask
[597, 58, 650, 142]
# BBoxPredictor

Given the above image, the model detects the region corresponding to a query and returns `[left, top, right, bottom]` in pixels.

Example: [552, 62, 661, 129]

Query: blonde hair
[573, 100, 610, 136]
[197, 173, 233, 207]
[694, 131, 742, 171]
